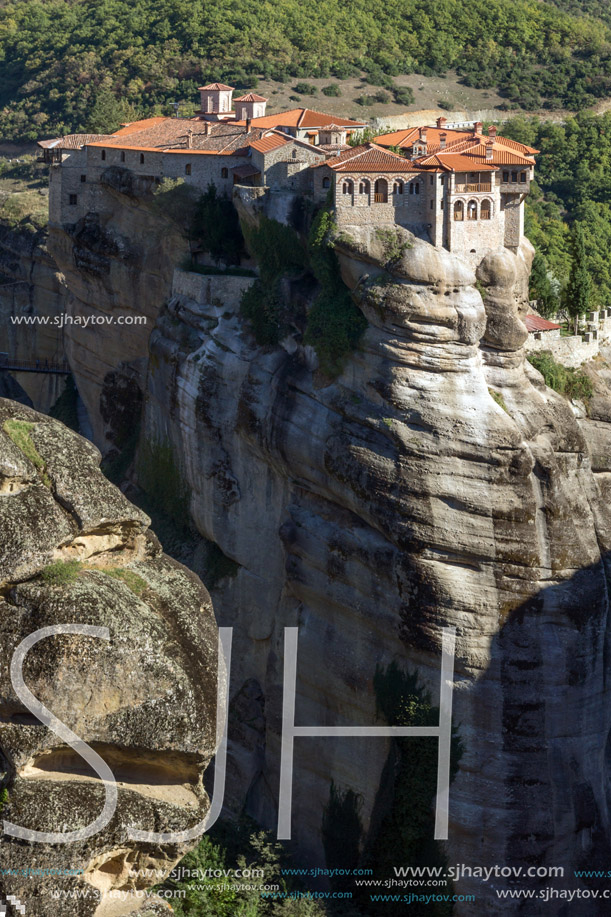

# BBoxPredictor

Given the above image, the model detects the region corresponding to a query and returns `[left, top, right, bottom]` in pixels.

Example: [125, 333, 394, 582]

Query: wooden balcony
[455, 183, 492, 193]
[373, 193, 388, 203]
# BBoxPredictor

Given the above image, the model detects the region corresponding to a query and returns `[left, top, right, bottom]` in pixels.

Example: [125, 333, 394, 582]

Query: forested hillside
[503, 112, 611, 313]
[1, 0, 611, 141]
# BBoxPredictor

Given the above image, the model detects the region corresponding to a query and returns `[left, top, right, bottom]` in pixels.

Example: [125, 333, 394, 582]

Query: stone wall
[524, 312, 611, 368]
[172, 268, 255, 308]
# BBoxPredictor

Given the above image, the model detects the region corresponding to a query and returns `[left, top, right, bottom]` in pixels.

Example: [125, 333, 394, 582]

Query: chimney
[246, 117, 251, 132]
[436, 116, 447, 129]
[204, 121, 211, 137]
[440, 132, 447, 149]
[474, 121, 483, 135]
[187, 129, 193, 149]
[486, 140, 494, 161]
[419, 127, 428, 142]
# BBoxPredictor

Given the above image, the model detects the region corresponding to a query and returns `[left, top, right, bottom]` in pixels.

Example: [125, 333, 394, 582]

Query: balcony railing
[373, 193, 388, 203]
[454, 183, 492, 193]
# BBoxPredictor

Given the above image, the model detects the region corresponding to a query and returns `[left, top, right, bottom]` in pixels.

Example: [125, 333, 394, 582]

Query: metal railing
[373, 193, 388, 203]
[0, 355, 70, 374]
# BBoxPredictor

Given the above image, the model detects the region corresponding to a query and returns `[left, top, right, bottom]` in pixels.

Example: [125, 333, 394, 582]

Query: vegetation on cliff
[2, 0, 611, 140]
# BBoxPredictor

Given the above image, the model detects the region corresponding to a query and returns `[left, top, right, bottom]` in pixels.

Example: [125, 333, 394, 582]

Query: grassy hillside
[1, 0, 611, 141]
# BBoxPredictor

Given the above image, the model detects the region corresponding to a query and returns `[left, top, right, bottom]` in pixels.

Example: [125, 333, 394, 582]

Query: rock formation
[0, 399, 218, 916]
[139, 216, 611, 912]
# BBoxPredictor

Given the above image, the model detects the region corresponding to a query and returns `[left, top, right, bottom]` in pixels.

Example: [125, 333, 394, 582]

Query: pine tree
[566, 223, 593, 334]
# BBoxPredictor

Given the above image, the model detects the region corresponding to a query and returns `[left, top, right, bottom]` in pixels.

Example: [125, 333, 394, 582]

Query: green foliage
[3, 0, 611, 140]
[3, 418, 51, 486]
[49, 375, 80, 433]
[527, 351, 593, 401]
[322, 783, 362, 889]
[321, 84, 341, 97]
[293, 82, 317, 95]
[161, 820, 328, 917]
[190, 185, 245, 265]
[566, 222, 592, 324]
[305, 209, 367, 376]
[488, 388, 509, 413]
[0, 788, 8, 812]
[369, 662, 463, 917]
[374, 228, 412, 267]
[40, 560, 83, 585]
[393, 86, 415, 107]
[529, 251, 559, 317]
[102, 567, 148, 595]
[136, 437, 191, 529]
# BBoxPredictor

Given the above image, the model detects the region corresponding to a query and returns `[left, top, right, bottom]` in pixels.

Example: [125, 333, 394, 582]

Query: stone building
[38, 85, 536, 265]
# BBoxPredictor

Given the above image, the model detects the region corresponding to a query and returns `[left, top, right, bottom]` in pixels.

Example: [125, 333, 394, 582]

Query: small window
[454, 200, 464, 221]
[221, 167, 228, 178]
[481, 199, 491, 220]
[101, 150, 106, 161]
[140, 153, 145, 164]
[342, 180, 354, 195]
[520, 171, 527, 182]
[430, 175, 433, 185]
[394, 181, 403, 195]
[409, 183, 414, 195]
[80, 174, 86, 183]
[292, 150, 297, 159]
[430, 200, 433, 209]
[322, 176, 330, 189]
[467, 199, 478, 220]
[440, 199, 444, 210]
[69, 194, 77, 206]
[511, 171, 517, 182]
[440, 176, 444, 185]
[503, 171, 509, 182]
[415, 183, 420, 194]
[185, 164, 192, 175]
[120, 151, 126, 162]
[359, 180, 369, 194]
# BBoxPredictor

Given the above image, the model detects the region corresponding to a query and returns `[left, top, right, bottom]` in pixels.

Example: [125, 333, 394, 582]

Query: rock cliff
[138, 218, 611, 912]
[0, 399, 218, 916]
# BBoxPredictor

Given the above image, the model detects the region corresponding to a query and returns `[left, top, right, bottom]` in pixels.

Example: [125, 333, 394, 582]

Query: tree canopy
[2, 0, 611, 140]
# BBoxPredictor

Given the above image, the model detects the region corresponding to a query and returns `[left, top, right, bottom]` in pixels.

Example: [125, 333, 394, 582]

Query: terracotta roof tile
[237, 108, 366, 130]
[234, 92, 268, 102]
[198, 82, 234, 91]
[38, 133, 111, 149]
[249, 133, 290, 152]
[323, 143, 423, 173]
[524, 314, 560, 332]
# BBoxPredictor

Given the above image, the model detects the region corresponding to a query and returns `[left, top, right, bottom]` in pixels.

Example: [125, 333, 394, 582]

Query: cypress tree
[566, 223, 593, 334]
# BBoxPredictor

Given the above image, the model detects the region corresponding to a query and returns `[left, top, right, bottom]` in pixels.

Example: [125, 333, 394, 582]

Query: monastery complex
[39, 82, 538, 266]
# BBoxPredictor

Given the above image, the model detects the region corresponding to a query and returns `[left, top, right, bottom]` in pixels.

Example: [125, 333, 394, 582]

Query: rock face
[47, 178, 190, 449]
[0, 223, 68, 412]
[0, 399, 218, 916]
[139, 220, 611, 911]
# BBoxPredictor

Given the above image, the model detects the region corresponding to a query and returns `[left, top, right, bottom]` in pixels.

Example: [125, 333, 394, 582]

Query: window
[430, 176, 433, 185]
[503, 171, 509, 182]
[342, 180, 354, 196]
[101, 150, 106, 161]
[440, 176, 444, 185]
[409, 183, 414, 195]
[322, 176, 330, 189]
[374, 178, 387, 203]
[511, 171, 517, 182]
[69, 194, 77, 206]
[394, 181, 404, 195]
[80, 174, 86, 183]
[454, 200, 464, 221]
[415, 182, 420, 194]
[440, 199, 444, 210]
[140, 153, 145, 164]
[292, 150, 297, 159]
[480, 199, 491, 220]
[359, 180, 370, 195]
[120, 151, 126, 162]
[520, 171, 527, 182]
[430, 200, 433, 209]
[185, 164, 191, 175]
[467, 199, 478, 220]
[221, 167, 228, 178]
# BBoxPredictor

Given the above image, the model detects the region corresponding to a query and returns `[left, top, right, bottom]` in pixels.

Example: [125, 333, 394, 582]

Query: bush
[354, 94, 375, 106]
[527, 351, 593, 402]
[190, 185, 245, 265]
[393, 86, 415, 106]
[437, 99, 456, 111]
[293, 82, 317, 95]
[3, 418, 51, 486]
[322, 84, 342, 97]
[40, 560, 83, 585]
[373, 89, 391, 104]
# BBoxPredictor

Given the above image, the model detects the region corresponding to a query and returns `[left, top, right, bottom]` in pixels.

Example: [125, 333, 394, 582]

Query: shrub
[3, 418, 51, 487]
[322, 84, 342, 97]
[40, 560, 83, 585]
[437, 99, 456, 111]
[527, 351, 593, 402]
[293, 82, 317, 95]
[354, 94, 375, 106]
[393, 86, 415, 106]
[102, 567, 148, 595]
[190, 185, 245, 265]
[373, 89, 391, 104]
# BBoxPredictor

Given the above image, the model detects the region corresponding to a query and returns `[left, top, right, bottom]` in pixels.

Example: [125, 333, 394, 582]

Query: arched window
[359, 180, 370, 195]
[292, 150, 297, 159]
[342, 180, 354, 196]
[480, 199, 491, 220]
[185, 163, 192, 176]
[453, 200, 464, 221]
[467, 199, 478, 221]
[374, 178, 388, 203]
[394, 181, 404, 195]
[120, 151, 126, 162]
[322, 176, 330, 189]
[140, 153, 144, 164]
[221, 167, 228, 178]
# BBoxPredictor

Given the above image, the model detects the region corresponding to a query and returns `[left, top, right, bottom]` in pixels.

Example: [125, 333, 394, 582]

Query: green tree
[566, 222, 592, 333]
[529, 251, 558, 317]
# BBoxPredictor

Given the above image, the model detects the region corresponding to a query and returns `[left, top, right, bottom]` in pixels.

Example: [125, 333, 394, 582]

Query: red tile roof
[376, 126, 472, 148]
[238, 108, 366, 130]
[416, 152, 497, 172]
[198, 82, 234, 91]
[524, 314, 561, 332]
[38, 133, 110, 149]
[322, 143, 423, 173]
[234, 93, 268, 102]
[249, 133, 290, 152]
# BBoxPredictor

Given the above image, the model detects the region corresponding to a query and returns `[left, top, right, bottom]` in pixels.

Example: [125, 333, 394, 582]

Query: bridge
[0, 354, 70, 374]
